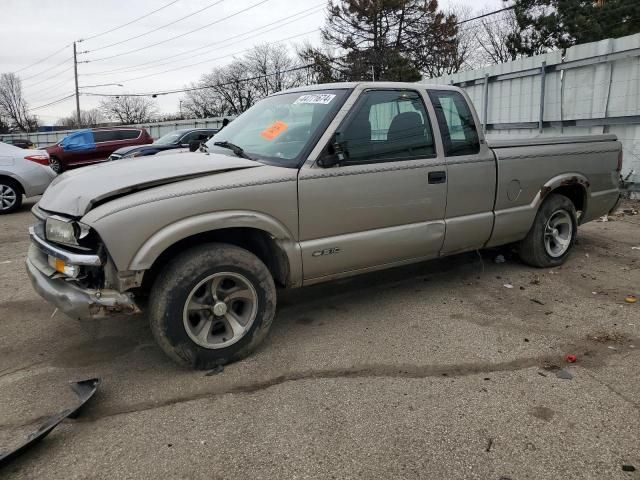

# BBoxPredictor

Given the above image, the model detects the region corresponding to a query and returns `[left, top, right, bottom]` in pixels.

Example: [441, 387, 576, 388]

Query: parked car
[107, 128, 218, 161]
[0, 142, 55, 214]
[1, 138, 36, 149]
[26, 82, 622, 368]
[45, 127, 153, 173]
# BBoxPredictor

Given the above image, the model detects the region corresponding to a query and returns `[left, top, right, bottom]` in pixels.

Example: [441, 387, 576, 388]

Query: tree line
[2, 0, 638, 132]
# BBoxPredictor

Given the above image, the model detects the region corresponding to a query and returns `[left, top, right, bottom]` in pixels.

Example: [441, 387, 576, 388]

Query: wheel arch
[0, 174, 25, 194]
[538, 173, 589, 222]
[132, 211, 302, 289]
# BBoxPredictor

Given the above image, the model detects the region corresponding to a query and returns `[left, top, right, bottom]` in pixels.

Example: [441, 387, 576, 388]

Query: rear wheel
[518, 193, 577, 267]
[49, 156, 63, 173]
[149, 243, 276, 369]
[0, 179, 22, 214]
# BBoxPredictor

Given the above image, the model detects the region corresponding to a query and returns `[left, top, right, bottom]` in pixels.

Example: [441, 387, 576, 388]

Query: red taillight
[24, 154, 50, 166]
[617, 150, 623, 172]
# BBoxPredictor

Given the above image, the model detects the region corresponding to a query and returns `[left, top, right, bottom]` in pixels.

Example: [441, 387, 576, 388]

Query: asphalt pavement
[1, 198, 639, 479]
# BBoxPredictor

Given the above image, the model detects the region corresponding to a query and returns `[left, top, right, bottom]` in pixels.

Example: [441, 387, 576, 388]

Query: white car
[0, 142, 56, 214]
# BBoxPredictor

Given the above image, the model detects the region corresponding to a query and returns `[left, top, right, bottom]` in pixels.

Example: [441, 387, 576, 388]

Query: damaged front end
[26, 208, 140, 320]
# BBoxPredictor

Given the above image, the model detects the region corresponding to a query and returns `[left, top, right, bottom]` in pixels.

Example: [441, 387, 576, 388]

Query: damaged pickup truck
[26, 82, 623, 368]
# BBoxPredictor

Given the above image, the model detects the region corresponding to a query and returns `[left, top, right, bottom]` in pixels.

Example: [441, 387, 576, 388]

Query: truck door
[426, 89, 496, 254]
[298, 88, 447, 282]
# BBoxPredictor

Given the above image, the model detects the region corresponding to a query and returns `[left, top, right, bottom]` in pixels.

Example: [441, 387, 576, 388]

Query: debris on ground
[530, 276, 541, 285]
[485, 438, 494, 452]
[0, 378, 100, 466]
[503, 283, 514, 289]
[494, 255, 506, 264]
[556, 369, 574, 380]
[205, 364, 224, 376]
[625, 295, 637, 304]
[632, 246, 640, 250]
[530, 298, 545, 305]
[591, 332, 627, 344]
[0, 260, 11, 265]
[564, 354, 577, 363]
[622, 464, 636, 472]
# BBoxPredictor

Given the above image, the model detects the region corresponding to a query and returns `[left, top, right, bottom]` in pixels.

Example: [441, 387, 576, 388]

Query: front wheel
[149, 243, 276, 369]
[518, 193, 577, 268]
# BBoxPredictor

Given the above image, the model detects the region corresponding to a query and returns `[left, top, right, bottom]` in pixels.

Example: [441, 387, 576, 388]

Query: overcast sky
[1, 0, 500, 124]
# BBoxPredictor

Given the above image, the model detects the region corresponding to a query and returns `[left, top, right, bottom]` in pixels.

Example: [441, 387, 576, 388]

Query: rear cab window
[427, 90, 480, 157]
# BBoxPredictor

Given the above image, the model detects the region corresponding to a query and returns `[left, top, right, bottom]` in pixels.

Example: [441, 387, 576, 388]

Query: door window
[427, 90, 480, 156]
[93, 130, 117, 143]
[337, 90, 435, 164]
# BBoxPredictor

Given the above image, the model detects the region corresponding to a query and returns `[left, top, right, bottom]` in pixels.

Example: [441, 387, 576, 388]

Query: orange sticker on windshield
[260, 120, 288, 141]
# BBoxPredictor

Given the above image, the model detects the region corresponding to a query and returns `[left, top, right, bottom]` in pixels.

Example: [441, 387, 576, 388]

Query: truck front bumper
[26, 229, 140, 320]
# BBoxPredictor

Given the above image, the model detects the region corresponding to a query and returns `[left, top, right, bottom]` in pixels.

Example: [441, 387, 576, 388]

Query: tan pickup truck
[26, 82, 623, 368]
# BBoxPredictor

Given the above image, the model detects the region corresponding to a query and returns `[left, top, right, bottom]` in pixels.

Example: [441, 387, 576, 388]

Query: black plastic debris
[622, 464, 636, 472]
[205, 364, 224, 376]
[0, 378, 100, 467]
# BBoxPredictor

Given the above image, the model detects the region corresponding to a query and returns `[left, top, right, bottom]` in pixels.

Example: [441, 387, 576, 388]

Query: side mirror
[317, 133, 345, 168]
[188, 140, 201, 152]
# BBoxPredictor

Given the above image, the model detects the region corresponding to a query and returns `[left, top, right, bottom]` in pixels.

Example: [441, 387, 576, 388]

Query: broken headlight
[45, 216, 91, 247]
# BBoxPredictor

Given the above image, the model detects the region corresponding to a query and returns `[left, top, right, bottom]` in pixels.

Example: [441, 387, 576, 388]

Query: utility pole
[73, 42, 80, 125]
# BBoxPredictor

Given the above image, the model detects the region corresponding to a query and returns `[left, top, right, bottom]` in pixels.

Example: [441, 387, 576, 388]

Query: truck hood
[38, 152, 263, 217]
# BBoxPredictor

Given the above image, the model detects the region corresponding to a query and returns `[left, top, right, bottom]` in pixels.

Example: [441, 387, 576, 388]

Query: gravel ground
[0, 198, 639, 479]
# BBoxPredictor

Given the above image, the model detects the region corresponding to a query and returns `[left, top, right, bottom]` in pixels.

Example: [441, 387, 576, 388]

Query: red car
[46, 127, 153, 173]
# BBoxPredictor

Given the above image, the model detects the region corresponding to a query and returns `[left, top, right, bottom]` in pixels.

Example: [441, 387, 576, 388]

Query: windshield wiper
[213, 141, 253, 160]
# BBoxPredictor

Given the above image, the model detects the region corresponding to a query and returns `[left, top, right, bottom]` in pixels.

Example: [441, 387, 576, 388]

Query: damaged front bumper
[26, 227, 140, 320]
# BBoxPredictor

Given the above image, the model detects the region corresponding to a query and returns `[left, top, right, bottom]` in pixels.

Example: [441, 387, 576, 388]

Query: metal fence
[0, 116, 230, 146]
[421, 32, 640, 190]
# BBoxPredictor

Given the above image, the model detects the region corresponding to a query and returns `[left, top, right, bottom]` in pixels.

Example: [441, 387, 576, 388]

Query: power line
[81, 3, 325, 76]
[85, 0, 224, 53]
[456, 5, 516, 25]
[82, 63, 316, 97]
[23, 66, 74, 90]
[79, 0, 181, 43]
[21, 57, 73, 83]
[12, 44, 71, 74]
[84, 0, 271, 63]
[30, 94, 76, 111]
[88, 28, 319, 86]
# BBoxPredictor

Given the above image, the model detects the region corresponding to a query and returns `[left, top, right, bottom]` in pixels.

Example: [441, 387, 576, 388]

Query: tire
[518, 193, 577, 268]
[0, 178, 23, 214]
[149, 243, 277, 369]
[49, 156, 63, 174]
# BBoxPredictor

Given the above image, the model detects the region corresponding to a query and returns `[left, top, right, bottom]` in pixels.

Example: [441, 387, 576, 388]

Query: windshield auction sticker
[293, 94, 336, 105]
[260, 120, 289, 141]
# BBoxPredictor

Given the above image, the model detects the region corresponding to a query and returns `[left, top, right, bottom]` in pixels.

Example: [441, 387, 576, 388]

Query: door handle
[428, 171, 446, 184]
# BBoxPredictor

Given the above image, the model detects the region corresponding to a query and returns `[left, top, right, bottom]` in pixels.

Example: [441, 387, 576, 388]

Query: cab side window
[338, 90, 435, 165]
[427, 90, 480, 156]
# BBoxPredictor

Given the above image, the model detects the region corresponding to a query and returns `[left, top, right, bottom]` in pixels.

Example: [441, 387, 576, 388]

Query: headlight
[45, 216, 90, 246]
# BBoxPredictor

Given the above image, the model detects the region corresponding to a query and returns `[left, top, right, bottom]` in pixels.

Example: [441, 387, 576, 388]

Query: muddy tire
[518, 193, 577, 268]
[149, 243, 276, 369]
[0, 178, 23, 214]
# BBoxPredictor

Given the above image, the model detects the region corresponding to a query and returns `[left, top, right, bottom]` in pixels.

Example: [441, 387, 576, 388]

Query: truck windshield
[204, 89, 349, 167]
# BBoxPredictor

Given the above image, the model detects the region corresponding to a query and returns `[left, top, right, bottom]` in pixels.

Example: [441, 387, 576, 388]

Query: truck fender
[128, 210, 302, 286]
[537, 172, 590, 215]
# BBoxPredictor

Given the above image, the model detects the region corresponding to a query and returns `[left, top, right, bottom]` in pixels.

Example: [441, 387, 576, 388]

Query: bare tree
[420, 3, 482, 76]
[181, 84, 228, 118]
[245, 44, 306, 97]
[474, 7, 519, 65]
[56, 108, 104, 128]
[98, 96, 158, 124]
[0, 73, 37, 132]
